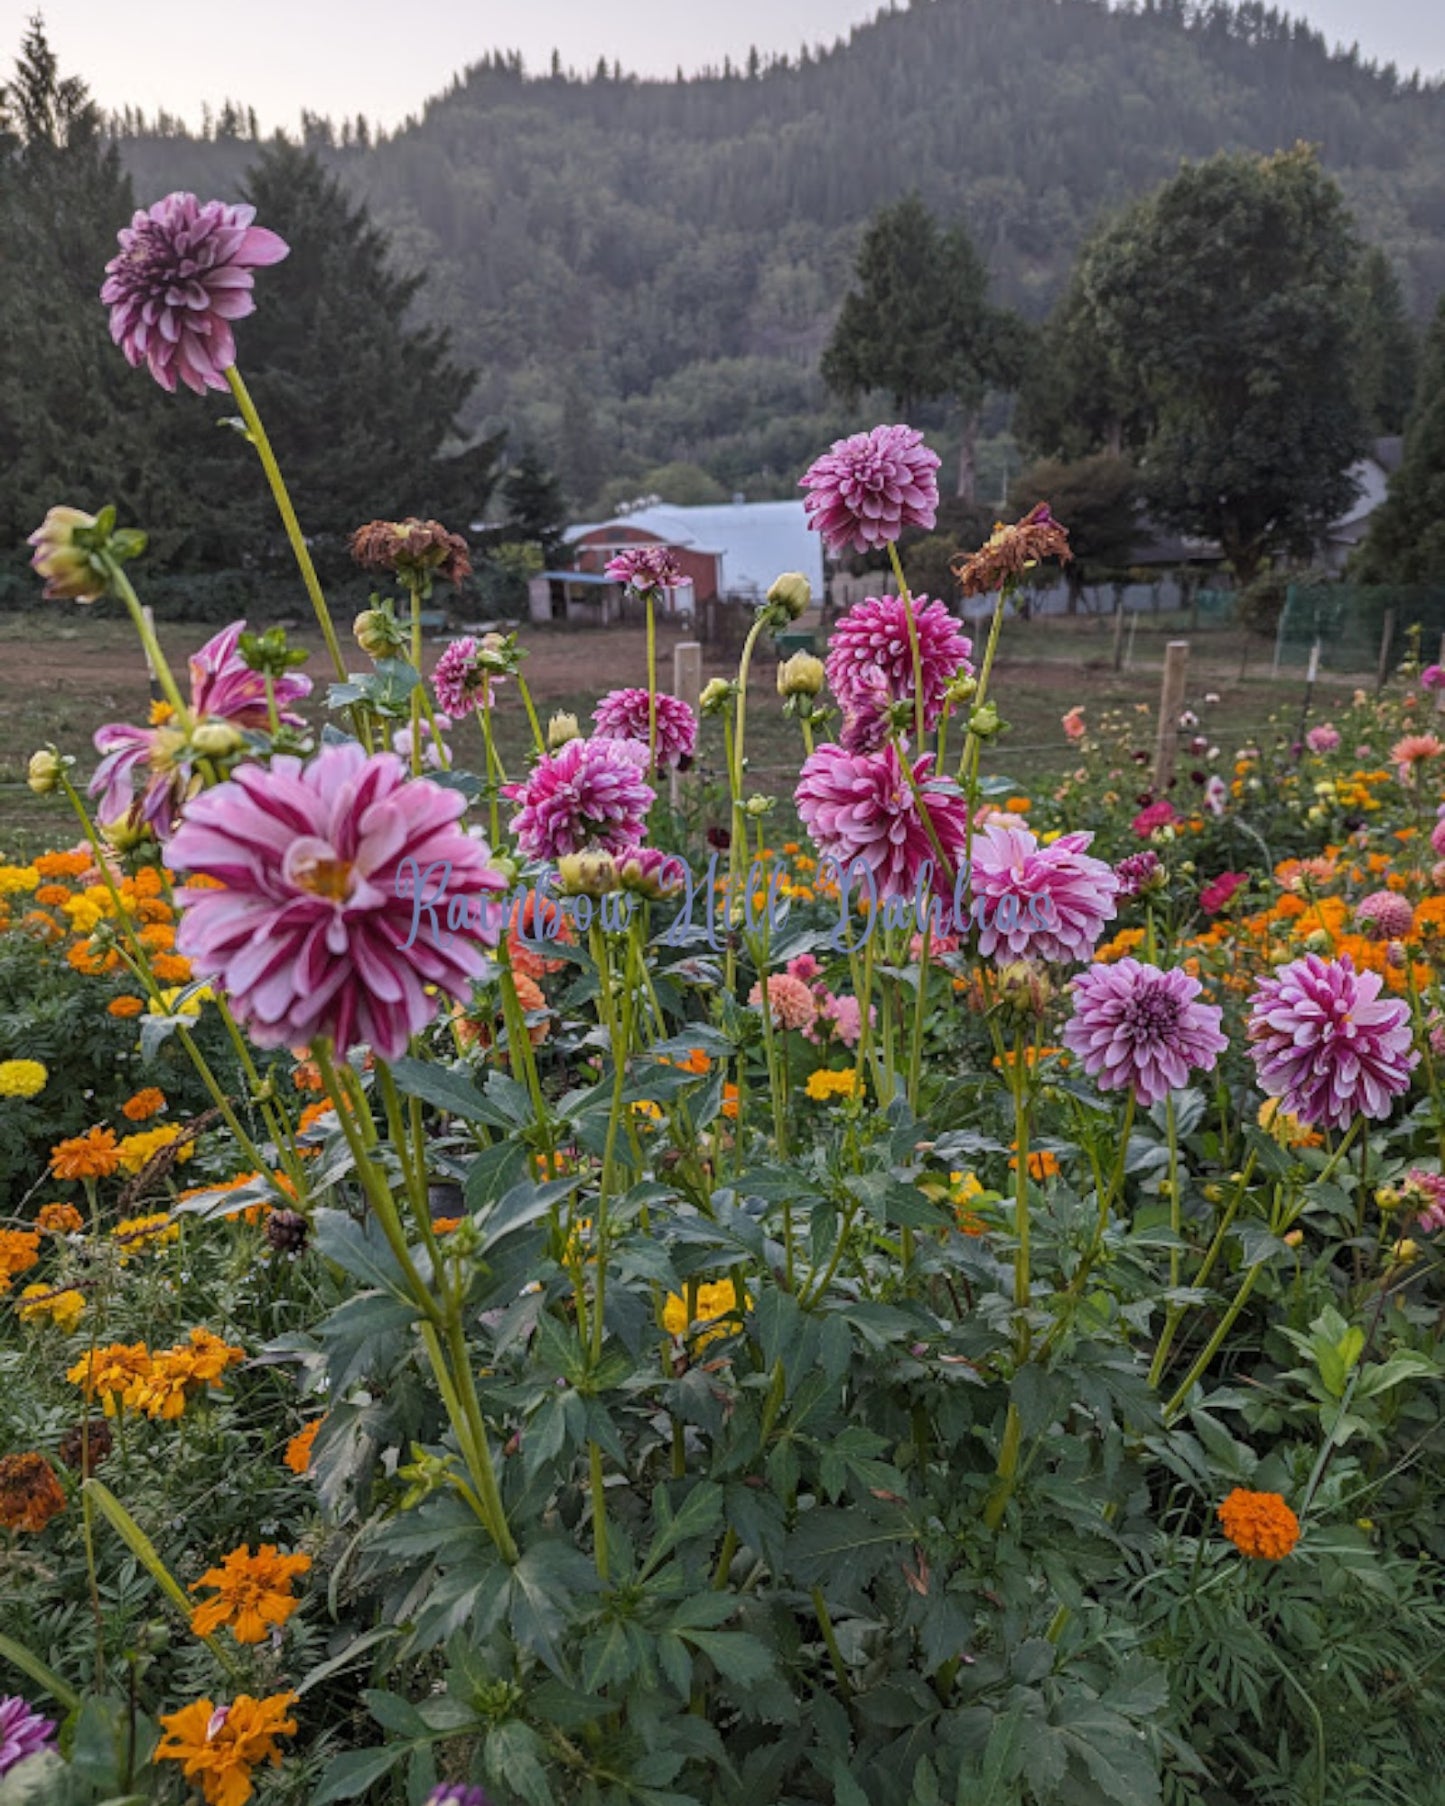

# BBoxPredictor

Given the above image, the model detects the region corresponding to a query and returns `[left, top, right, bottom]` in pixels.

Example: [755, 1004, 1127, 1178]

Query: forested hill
[114, 0, 1445, 503]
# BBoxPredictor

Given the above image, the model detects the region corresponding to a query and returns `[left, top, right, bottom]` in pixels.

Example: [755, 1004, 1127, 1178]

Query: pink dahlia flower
[604, 546, 686, 593]
[91, 620, 312, 834]
[1114, 850, 1162, 898]
[825, 594, 971, 733]
[838, 667, 893, 756]
[1199, 871, 1248, 916]
[101, 193, 289, 394]
[800, 425, 939, 554]
[0, 1695, 56, 1777]
[1305, 724, 1340, 754]
[392, 713, 453, 771]
[1131, 799, 1179, 838]
[504, 737, 654, 860]
[969, 823, 1118, 964]
[1403, 1170, 1445, 1233]
[168, 744, 508, 1061]
[808, 992, 874, 1049]
[1421, 666, 1445, 692]
[1247, 953, 1417, 1132]
[795, 742, 968, 901]
[432, 635, 506, 716]
[1062, 706, 1086, 742]
[593, 688, 698, 770]
[1064, 958, 1227, 1108]
[1354, 890, 1415, 940]
[748, 973, 818, 1031]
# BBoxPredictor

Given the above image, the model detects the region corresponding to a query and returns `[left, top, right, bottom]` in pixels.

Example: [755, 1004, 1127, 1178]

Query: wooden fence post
[1111, 599, 1127, 672]
[142, 605, 163, 702]
[671, 641, 702, 811]
[1152, 640, 1190, 795]
[1376, 608, 1396, 693]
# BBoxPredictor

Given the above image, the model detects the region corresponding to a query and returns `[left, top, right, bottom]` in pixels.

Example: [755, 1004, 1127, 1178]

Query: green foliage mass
[1356, 295, 1445, 583]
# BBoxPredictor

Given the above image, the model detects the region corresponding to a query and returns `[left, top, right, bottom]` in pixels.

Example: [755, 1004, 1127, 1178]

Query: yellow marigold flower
[117, 1124, 193, 1176]
[0, 1228, 43, 1292]
[148, 984, 212, 1018]
[108, 994, 145, 1018]
[284, 1418, 324, 1476]
[631, 1099, 666, 1124]
[36, 1201, 84, 1234]
[189, 1543, 312, 1645]
[1218, 1487, 1300, 1560]
[0, 1451, 67, 1532]
[805, 1067, 862, 1103]
[67, 1341, 151, 1416]
[0, 1059, 47, 1099]
[155, 1691, 299, 1806]
[1256, 1098, 1323, 1149]
[662, 1279, 749, 1348]
[18, 1282, 86, 1333]
[62, 889, 107, 933]
[121, 1087, 167, 1122]
[113, 1212, 180, 1260]
[0, 864, 40, 895]
[127, 1329, 244, 1421]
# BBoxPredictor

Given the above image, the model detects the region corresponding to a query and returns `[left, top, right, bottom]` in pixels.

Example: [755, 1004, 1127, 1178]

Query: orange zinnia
[122, 1087, 167, 1122]
[155, 1691, 299, 1806]
[1217, 1487, 1300, 1559]
[189, 1543, 312, 1644]
[50, 1126, 121, 1180]
[108, 995, 144, 1018]
[283, 1418, 323, 1476]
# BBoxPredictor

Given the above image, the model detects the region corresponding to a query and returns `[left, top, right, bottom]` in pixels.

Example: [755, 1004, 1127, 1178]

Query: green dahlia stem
[982, 1023, 1035, 1530]
[107, 563, 187, 719]
[224, 364, 347, 681]
[646, 590, 659, 775]
[886, 540, 927, 747]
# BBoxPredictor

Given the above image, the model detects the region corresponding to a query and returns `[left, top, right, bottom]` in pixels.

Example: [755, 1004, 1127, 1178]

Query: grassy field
[0, 608, 1373, 851]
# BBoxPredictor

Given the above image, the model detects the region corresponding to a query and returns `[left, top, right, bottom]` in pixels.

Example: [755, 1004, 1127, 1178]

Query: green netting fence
[1274, 583, 1445, 678]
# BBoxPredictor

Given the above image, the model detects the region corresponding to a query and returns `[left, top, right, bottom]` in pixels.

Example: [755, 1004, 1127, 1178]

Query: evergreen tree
[1355, 297, 1445, 583]
[821, 194, 1023, 499]
[1355, 246, 1418, 436]
[501, 449, 569, 565]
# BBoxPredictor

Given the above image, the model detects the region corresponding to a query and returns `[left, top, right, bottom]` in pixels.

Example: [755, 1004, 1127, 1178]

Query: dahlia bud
[777, 652, 825, 698]
[1390, 1238, 1420, 1264]
[969, 702, 1001, 739]
[744, 794, 775, 818]
[997, 960, 1052, 1018]
[1375, 1185, 1401, 1212]
[547, 711, 582, 751]
[1302, 930, 1333, 954]
[1283, 1229, 1304, 1249]
[102, 815, 156, 854]
[353, 605, 404, 660]
[699, 679, 734, 715]
[947, 672, 978, 706]
[57, 1418, 113, 1475]
[190, 721, 245, 759]
[265, 1209, 309, 1255]
[27, 748, 66, 795]
[27, 506, 111, 602]
[766, 571, 812, 620]
[557, 851, 619, 897]
[1386, 940, 1407, 970]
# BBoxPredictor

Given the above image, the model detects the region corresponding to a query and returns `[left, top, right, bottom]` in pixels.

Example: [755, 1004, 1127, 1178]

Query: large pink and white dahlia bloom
[593, 688, 698, 770]
[1247, 953, 1416, 1132]
[168, 744, 508, 1060]
[795, 742, 968, 901]
[969, 823, 1118, 964]
[825, 593, 971, 733]
[504, 737, 655, 860]
[101, 193, 289, 394]
[800, 425, 940, 555]
[1064, 959, 1227, 1108]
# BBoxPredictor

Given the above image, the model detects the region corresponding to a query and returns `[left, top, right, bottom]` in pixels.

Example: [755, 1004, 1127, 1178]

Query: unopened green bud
[700, 678, 734, 715]
[353, 605, 404, 660]
[557, 851, 619, 897]
[27, 748, 66, 795]
[766, 572, 812, 620]
[547, 711, 581, 751]
[777, 652, 825, 698]
[997, 960, 1052, 1018]
[190, 721, 245, 759]
[970, 702, 1001, 738]
[745, 794, 775, 818]
[947, 673, 978, 705]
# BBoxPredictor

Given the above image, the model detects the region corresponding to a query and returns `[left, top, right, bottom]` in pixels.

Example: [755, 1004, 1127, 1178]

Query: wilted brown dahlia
[954, 502, 1072, 597]
[349, 518, 472, 587]
[0, 1451, 68, 1531]
[57, 1419, 113, 1475]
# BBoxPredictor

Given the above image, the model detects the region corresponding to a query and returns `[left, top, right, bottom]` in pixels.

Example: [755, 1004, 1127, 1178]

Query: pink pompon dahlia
[795, 742, 968, 901]
[593, 688, 698, 770]
[504, 737, 655, 861]
[970, 823, 1119, 965]
[1354, 890, 1415, 941]
[1247, 953, 1417, 1132]
[1114, 850, 1162, 898]
[1064, 958, 1227, 1108]
[604, 546, 687, 593]
[101, 193, 289, 394]
[1421, 666, 1445, 692]
[800, 425, 940, 555]
[0, 1696, 56, 1776]
[432, 634, 507, 716]
[1305, 724, 1340, 754]
[167, 744, 508, 1061]
[91, 620, 312, 834]
[825, 594, 971, 733]
[748, 973, 818, 1032]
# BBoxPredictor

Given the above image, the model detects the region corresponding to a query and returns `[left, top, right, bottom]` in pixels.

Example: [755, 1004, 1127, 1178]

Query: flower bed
[0, 190, 1442, 1806]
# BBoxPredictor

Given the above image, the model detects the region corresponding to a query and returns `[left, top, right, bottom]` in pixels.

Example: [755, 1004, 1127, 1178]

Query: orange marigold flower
[37, 1201, 85, 1234]
[155, 1691, 299, 1806]
[431, 1216, 462, 1235]
[0, 1228, 42, 1290]
[67, 1341, 152, 1415]
[108, 994, 145, 1018]
[34, 850, 91, 879]
[66, 939, 117, 974]
[1008, 1145, 1060, 1179]
[1218, 1487, 1300, 1560]
[34, 883, 72, 906]
[131, 866, 166, 897]
[0, 1451, 67, 1531]
[189, 1543, 312, 1644]
[291, 1059, 323, 1092]
[722, 1082, 739, 1121]
[129, 1329, 245, 1421]
[135, 896, 174, 923]
[139, 922, 177, 952]
[151, 952, 193, 983]
[122, 1087, 167, 1122]
[284, 1418, 323, 1476]
[297, 1099, 337, 1136]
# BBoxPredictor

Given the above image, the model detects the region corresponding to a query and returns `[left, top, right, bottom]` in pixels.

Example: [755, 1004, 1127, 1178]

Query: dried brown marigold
[57, 1418, 113, 1475]
[954, 502, 1072, 597]
[0, 1451, 68, 1531]
[349, 518, 472, 586]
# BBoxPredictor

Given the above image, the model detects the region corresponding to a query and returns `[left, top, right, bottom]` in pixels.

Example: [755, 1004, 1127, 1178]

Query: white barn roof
[570, 500, 822, 601]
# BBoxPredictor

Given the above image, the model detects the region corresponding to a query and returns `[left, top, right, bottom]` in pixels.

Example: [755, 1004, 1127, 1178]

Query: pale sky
[16, 0, 1445, 134]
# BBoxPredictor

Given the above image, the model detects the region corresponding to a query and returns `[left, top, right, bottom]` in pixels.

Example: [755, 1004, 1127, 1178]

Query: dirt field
[0, 608, 1365, 849]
